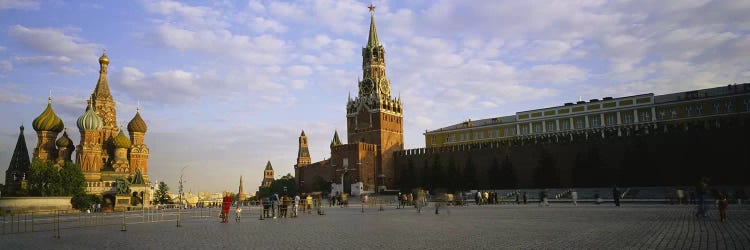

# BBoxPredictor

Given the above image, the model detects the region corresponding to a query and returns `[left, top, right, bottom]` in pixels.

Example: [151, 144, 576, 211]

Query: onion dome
[77, 103, 103, 131]
[32, 97, 64, 133]
[55, 129, 74, 149]
[99, 51, 109, 65]
[113, 129, 131, 148]
[127, 109, 147, 133]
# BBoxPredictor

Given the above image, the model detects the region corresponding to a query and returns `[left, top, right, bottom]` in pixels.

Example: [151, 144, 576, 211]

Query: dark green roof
[367, 14, 379, 48]
[330, 130, 342, 147]
[6, 125, 30, 174]
[265, 161, 273, 171]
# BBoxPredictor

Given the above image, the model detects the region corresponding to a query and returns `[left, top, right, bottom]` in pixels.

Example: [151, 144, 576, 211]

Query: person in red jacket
[718, 193, 729, 222]
[222, 194, 233, 223]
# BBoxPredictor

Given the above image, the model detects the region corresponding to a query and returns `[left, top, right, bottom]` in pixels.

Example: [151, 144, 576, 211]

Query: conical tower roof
[7, 125, 31, 173]
[330, 130, 342, 147]
[93, 51, 112, 100]
[265, 161, 273, 171]
[367, 13, 380, 48]
[32, 97, 64, 133]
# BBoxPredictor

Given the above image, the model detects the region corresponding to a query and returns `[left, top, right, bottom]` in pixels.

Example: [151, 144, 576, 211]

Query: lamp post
[177, 166, 188, 227]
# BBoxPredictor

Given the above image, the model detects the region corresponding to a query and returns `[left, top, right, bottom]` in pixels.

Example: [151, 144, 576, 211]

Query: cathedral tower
[55, 129, 75, 165]
[296, 130, 311, 167]
[346, 7, 404, 188]
[4, 125, 31, 194]
[90, 51, 117, 168]
[262, 161, 274, 188]
[76, 103, 104, 181]
[238, 176, 245, 202]
[112, 128, 131, 173]
[127, 106, 150, 180]
[32, 96, 64, 162]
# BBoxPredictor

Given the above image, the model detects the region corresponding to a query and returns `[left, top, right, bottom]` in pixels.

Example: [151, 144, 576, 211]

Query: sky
[0, 0, 749, 194]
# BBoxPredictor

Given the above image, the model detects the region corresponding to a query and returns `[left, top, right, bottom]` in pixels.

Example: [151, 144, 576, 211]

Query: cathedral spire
[367, 8, 379, 48]
[93, 50, 112, 100]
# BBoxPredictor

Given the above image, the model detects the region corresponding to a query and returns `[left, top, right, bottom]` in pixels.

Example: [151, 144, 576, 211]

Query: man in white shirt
[293, 195, 301, 217]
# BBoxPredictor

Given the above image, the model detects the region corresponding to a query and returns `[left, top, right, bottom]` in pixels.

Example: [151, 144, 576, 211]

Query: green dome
[113, 129, 131, 148]
[76, 105, 103, 131]
[127, 111, 147, 133]
[55, 129, 74, 149]
[32, 99, 64, 133]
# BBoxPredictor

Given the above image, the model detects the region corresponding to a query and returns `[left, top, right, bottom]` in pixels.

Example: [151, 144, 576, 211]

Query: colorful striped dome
[32, 98, 64, 133]
[113, 129, 131, 148]
[76, 104, 103, 131]
[127, 110, 147, 133]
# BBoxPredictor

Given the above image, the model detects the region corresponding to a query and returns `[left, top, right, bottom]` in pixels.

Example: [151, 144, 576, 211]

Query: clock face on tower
[379, 81, 390, 97]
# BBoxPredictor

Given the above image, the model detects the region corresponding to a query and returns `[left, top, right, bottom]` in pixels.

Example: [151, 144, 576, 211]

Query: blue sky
[1, 0, 749, 193]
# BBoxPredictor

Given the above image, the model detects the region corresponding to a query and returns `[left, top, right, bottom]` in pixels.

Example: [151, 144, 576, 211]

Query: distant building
[259, 161, 274, 191]
[424, 83, 750, 147]
[237, 176, 245, 201]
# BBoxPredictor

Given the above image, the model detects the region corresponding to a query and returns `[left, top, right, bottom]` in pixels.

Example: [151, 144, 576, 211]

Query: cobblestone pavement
[1, 203, 749, 249]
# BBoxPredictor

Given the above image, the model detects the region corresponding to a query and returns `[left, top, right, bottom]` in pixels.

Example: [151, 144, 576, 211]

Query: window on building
[521, 126, 529, 135]
[640, 111, 650, 122]
[431, 136, 436, 145]
[726, 100, 734, 112]
[685, 106, 692, 117]
[591, 117, 600, 127]
[670, 109, 678, 119]
[495, 129, 500, 137]
[745, 99, 750, 111]
[606, 115, 615, 126]
[575, 119, 584, 129]
[696, 105, 703, 115]
[547, 122, 555, 132]
[623, 113, 633, 124]
[561, 120, 570, 130]
[459, 133, 465, 141]
[534, 124, 542, 134]
[714, 103, 721, 113]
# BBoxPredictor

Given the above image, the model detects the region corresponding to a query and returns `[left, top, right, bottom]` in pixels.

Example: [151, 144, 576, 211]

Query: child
[718, 193, 728, 222]
[235, 206, 242, 222]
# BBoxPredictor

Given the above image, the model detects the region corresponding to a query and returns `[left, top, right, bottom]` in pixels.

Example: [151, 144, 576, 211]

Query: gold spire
[367, 5, 379, 48]
[93, 50, 112, 100]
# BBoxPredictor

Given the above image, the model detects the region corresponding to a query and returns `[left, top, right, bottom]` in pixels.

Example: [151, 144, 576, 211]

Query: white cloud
[113, 67, 202, 103]
[7, 25, 102, 63]
[0, 0, 39, 10]
[13, 56, 72, 65]
[525, 64, 588, 84]
[248, 17, 287, 33]
[144, 0, 227, 29]
[0, 84, 31, 103]
[286, 65, 312, 77]
[0, 60, 12, 72]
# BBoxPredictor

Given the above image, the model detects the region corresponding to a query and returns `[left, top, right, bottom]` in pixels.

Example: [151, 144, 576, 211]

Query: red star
[368, 4, 376, 12]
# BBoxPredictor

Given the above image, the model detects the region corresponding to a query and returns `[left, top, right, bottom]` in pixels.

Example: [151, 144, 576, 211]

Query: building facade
[295, 10, 403, 194]
[425, 84, 750, 147]
[8, 52, 152, 208]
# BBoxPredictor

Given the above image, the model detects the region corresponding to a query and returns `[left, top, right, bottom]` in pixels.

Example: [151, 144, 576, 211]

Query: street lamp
[177, 166, 188, 227]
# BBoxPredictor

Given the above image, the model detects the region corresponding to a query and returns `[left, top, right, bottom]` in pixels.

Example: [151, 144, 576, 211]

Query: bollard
[55, 211, 61, 239]
[259, 199, 264, 220]
[177, 206, 181, 227]
[361, 201, 365, 213]
[121, 209, 127, 232]
[31, 212, 34, 232]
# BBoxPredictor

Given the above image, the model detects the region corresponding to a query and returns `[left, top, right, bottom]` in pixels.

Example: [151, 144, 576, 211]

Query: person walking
[695, 177, 709, 218]
[515, 191, 520, 205]
[221, 193, 233, 223]
[523, 192, 528, 204]
[293, 194, 300, 218]
[306, 194, 313, 214]
[718, 192, 728, 222]
[571, 189, 578, 206]
[476, 191, 482, 205]
[235, 205, 242, 222]
[612, 186, 621, 207]
[271, 193, 279, 219]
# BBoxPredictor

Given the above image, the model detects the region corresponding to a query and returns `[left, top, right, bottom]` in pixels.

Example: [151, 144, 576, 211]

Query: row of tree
[254, 173, 298, 199]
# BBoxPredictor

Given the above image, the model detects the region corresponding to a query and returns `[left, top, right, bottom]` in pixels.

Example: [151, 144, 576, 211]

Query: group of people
[475, 191, 500, 205]
[261, 193, 320, 219]
[329, 192, 349, 208]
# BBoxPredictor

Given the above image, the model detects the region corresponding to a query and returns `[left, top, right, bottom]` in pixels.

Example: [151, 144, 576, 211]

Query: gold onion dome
[127, 110, 147, 133]
[113, 129, 131, 148]
[55, 129, 74, 149]
[99, 51, 109, 65]
[77, 104, 103, 131]
[32, 98, 64, 133]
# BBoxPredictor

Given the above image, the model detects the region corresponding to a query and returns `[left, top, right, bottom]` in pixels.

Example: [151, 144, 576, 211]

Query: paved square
[1, 203, 749, 249]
